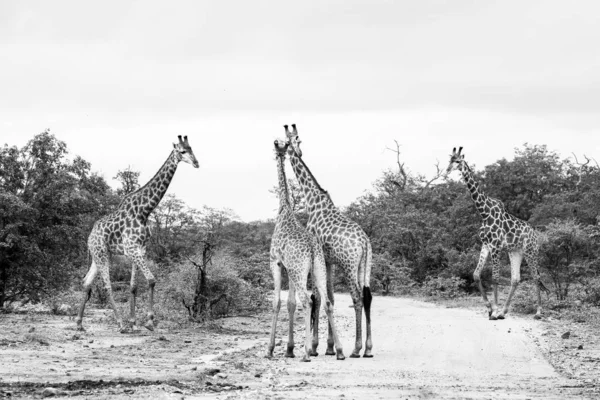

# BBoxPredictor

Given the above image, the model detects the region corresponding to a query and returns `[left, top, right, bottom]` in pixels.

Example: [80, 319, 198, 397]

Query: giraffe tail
[362, 241, 373, 314]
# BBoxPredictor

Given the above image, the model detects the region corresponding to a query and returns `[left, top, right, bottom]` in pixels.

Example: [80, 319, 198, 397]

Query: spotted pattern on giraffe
[447, 146, 547, 320]
[267, 139, 345, 362]
[284, 124, 373, 358]
[76, 136, 199, 333]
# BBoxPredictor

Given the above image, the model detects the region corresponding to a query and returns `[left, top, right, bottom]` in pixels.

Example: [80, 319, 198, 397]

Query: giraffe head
[173, 135, 199, 168]
[273, 138, 289, 158]
[446, 147, 465, 174]
[283, 124, 302, 157]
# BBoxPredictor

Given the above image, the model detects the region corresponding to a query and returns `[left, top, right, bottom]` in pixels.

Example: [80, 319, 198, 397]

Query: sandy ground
[0, 294, 597, 399]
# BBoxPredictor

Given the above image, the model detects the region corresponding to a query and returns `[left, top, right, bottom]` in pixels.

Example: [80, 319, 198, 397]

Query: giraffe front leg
[128, 249, 156, 331]
[99, 263, 126, 333]
[128, 264, 139, 331]
[489, 251, 501, 320]
[473, 247, 492, 318]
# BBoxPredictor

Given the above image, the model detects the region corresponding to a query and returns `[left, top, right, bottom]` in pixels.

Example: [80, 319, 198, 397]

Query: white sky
[2, 1, 600, 221]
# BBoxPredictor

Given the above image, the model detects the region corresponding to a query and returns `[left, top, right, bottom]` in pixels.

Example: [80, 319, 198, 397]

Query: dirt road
[0, 294, 594, 399]
[227, 293, 588, 399]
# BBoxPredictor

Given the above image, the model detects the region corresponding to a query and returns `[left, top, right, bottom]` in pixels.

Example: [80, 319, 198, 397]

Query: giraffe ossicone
[267, 138, 345, 362]
[284, 124, 374, 358]
[447, 146, 548, 320]
[75, 136, 199, 333]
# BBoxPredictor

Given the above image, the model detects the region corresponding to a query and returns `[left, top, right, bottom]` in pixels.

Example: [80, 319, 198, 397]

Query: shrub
[422, 276, 466, 299]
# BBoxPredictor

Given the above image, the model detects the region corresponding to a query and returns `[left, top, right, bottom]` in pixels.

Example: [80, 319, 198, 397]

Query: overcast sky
[2, 1, 600, 221]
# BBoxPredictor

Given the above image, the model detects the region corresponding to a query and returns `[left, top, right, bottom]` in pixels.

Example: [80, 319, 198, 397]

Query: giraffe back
[306, 205, 370, 268]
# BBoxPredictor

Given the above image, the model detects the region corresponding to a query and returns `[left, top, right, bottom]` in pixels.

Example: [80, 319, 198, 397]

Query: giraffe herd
[76, 127, 548, 364]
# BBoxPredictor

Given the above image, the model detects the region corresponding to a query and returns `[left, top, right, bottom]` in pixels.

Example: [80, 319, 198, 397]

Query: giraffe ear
[458, 146, 463, 155]
[173, 143, 177, 149]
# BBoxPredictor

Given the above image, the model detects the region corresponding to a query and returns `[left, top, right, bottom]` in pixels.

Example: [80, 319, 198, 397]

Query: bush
[422, 276, 466, 299]
[159, 252, 269, 322]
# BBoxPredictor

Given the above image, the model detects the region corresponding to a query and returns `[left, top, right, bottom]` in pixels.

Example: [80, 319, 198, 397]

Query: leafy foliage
[0, 131, 117, 306]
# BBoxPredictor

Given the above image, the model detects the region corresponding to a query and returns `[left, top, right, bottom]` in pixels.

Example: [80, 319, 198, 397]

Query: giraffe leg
[314, 270, 345, 360]
[489, 251, 501, 320]
[525, 250, 545, 319]
[325, 262, 336, 356]
[99, 261, 126, 332]
[266, 260, 281, 358]
[128, 264, 139, 330]
[127, 246, 156, 331]
[75, 260, 98, 331]
[363, 286, 373, 357]
[498, 250, 523, 319]
[349, 282, 363, 358]
[362, 244, 373, 358]
[286, 282, 297, 358]
[473, 247, 492, 318]
[296, 278, 313, 363]
[309, 274, 320, 357]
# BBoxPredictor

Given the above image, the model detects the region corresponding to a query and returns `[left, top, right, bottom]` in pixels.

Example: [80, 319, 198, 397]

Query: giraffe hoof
[300, 357, 311, 363]
[144, 321, 155, 331]
[349, 353, 361, 358]
[325, 349, 336, 356]
[309, 350, 319, 357]
[363, 353, 373, 358]
[489, 315, 498, 321]
[497, 314, 505, 320]
[76, 325, 86, 332]
[285, 352, 295, 358]
[533, 314, 542, 320]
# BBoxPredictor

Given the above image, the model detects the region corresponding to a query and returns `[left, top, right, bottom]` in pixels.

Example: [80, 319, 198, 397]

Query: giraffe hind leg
[266, 260, 281, 358]
[497, 250, 523, 319]
[325, 262, 336, 356]
[76, 260, 98, 331]
[362, 286, 373, 357]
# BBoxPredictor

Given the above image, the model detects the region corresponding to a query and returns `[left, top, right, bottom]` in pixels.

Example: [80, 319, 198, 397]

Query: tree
[113, 166, 140, 196]
[0, 131, 115, 307]
[183, 207, 237, 320]
[539, 219, 596, 300]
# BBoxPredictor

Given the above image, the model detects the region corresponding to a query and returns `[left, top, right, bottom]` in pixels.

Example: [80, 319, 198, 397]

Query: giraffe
[267, 138, 345, 362]
[283, 124, 373, 358]
[446, 147, 548, 320]
[75, 135, 199, 332]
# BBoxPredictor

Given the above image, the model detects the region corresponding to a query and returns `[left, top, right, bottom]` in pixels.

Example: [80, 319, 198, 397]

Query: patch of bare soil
[522, 312, 600, 390]
[1, 294, 598, 399]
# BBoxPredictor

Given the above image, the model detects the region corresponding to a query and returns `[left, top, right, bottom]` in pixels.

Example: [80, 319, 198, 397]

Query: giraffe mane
[295, 154, 331, 199]
[117, 149, 178, 208]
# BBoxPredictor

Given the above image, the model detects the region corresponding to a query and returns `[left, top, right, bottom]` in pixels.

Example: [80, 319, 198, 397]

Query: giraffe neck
[288, 150, 334, 213]
[119, 150, 180, 220]
[276, 155, 292, 214]
[458, 161, 489, 216]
